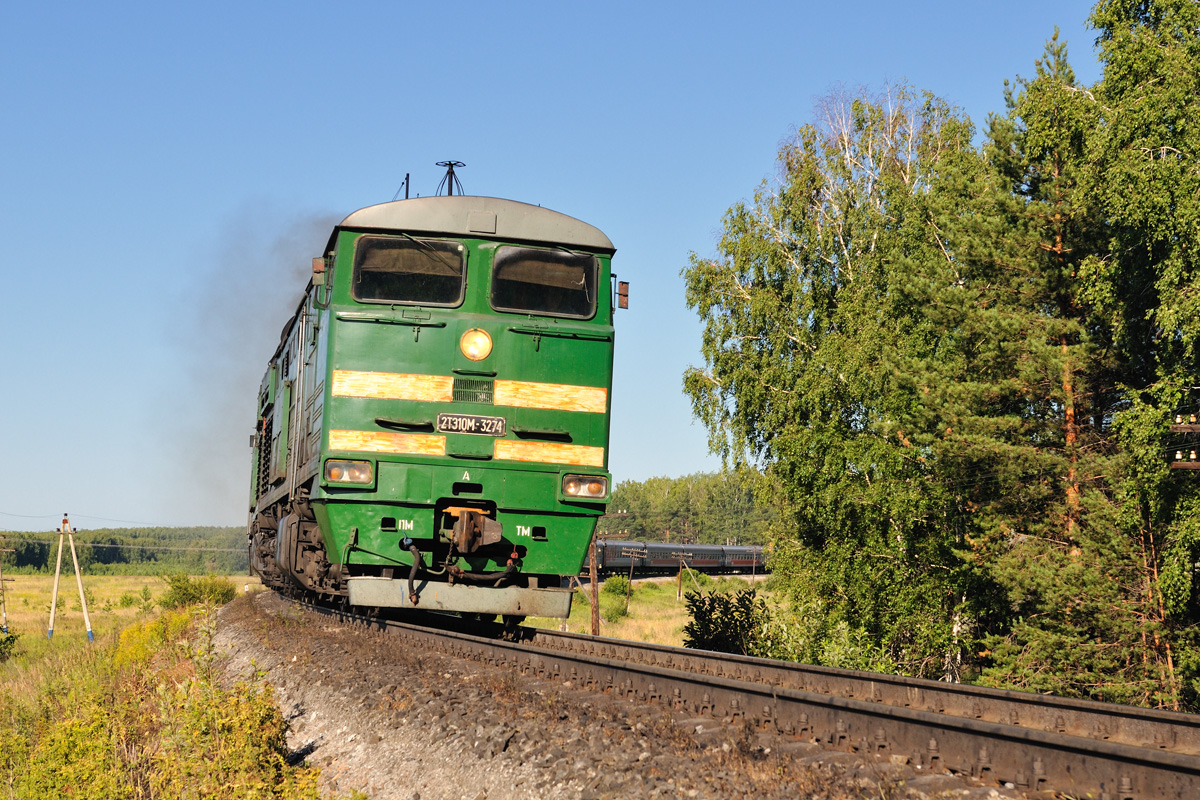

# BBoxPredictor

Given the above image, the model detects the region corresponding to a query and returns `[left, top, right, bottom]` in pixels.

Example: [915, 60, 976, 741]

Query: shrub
[115, 608, 195, 670]
[118, 592, 139, 608]
[601, 575, 631, 597]
[600, 595, 627, 624]
[158, 574, 237, 610]
[677, 569, 714, 592]
[714, 576, 750, 593]
[0, 634, 19, 663]
[4, 607, 328, 799]
[682, 588, 765, 655]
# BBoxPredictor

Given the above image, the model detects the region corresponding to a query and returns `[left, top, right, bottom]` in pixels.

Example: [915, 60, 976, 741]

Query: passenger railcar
[593, 540, 767, 576]
[248, 194, 620, 619]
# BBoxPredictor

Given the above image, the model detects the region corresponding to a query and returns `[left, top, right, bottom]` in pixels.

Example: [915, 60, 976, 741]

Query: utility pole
[588, 536, 599, 636]
[675, 549, 703, 600]
[1170, 412, 1200, 470]
[47, 514, 93, 642]
[0, 536, 12, 634]
[620, 545, 641, 613]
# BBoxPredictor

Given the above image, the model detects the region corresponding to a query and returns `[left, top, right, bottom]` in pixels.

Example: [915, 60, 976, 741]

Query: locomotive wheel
[501, 614, 527, 641]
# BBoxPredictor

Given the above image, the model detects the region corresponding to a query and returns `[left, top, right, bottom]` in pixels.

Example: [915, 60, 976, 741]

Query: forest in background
[0, 527, 248, 575]
[595, 469, 775, 545]
[683, 1, 1200, 709]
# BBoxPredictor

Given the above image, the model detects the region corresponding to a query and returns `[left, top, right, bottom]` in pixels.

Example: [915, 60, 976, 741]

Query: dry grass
[0, 573, 261, 667]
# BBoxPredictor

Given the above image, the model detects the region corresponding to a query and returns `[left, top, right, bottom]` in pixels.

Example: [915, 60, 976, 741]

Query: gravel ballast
[215, 592, 1024, 800]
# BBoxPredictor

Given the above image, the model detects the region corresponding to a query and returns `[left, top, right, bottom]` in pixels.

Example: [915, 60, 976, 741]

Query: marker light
[460, 328, 493, 361]
[324, 459, 373, 485]
[563, 474, 608, 499]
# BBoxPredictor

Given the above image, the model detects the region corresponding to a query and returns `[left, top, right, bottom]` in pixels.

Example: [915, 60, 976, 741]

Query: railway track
[305, 600, 1200, 799]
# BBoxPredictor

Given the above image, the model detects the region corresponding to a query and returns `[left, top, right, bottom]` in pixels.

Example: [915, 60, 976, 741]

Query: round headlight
[460, 328, 493, 361]
[324, 459, 373, 485]
[562, 475, 608, 499]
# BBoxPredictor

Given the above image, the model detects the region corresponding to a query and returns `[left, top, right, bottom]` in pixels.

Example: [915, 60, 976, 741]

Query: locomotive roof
[327, 196, 615, 254]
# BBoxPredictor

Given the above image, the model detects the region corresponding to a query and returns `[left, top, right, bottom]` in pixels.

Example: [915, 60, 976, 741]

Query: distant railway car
[594, 540, 767, 576]
[645, 542, 688, 571]
[248, 190, 621, 619]
[686, 544, 723, 570]
[722, 545, 764, 572]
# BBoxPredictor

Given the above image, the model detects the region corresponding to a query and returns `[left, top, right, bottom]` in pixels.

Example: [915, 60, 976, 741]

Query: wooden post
[68, 531, 94, 642]
[47, 514, 92, 642]
[625, 559, 634, 614]
[0, 542, 11, 634]
[588, 536, 599, 636]
[48, 520, 66, 639]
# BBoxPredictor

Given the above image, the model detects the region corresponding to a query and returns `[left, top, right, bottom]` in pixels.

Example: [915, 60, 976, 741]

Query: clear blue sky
[1, 1, 1103, 531]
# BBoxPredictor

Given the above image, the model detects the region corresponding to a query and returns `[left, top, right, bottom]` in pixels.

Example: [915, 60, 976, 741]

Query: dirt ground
[214, 592, 1023, 800]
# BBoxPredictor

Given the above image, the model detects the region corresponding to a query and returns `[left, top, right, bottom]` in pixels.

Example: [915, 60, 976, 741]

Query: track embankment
[215, 591, 1021, 799]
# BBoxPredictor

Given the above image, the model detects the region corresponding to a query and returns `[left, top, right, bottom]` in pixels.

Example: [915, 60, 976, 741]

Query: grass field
[0, 573, 260, 666]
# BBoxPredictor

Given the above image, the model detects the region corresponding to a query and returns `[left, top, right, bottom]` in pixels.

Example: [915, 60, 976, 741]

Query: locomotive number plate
[437, 413, 507, 436]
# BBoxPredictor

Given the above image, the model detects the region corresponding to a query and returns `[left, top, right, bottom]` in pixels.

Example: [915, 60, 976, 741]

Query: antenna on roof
[435, 161, 465, 196]
[391, 173, 410, 202]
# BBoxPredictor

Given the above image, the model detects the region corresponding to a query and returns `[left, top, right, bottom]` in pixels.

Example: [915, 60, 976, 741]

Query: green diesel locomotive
[247, 194, 621, 619]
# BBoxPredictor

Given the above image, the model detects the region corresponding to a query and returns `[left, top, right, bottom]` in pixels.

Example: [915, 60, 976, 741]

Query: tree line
[0, 527, 248, 575]
[683, 1, 1200, 708]
[595, 469, 775, 545]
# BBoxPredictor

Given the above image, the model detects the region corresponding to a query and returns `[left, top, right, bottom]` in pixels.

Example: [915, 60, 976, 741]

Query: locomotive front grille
[453, 378, 494, 404]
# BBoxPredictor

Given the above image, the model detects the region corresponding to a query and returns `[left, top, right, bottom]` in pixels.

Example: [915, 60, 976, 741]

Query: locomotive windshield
[490, 247, 596, 319]
[352, 236, 466, 306]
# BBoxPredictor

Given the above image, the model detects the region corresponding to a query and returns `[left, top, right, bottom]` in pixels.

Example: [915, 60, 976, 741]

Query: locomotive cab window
[352, 236, 466, 306]
[490, 247, 597, 319]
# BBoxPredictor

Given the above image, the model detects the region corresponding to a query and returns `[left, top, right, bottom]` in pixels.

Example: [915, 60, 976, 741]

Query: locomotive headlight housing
[460, 328, 493, 361]
[562, 474, 608, 499]
[324, 459, 374, 485]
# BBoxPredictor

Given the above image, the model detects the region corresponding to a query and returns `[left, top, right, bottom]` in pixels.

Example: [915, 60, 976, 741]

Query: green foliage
[599, 593, 628, 623]
[0, 634, 19, 663]
[71, 587, 97, 612]
[595, 468, 776, 545]
[158, 574, 238, 610]
[682, 589, 765, 655]
[114, 607, 196, 670]
[684, 84, 979, 680]
[682, 6, 1200, 706]
[0, 526, 249, 575]
[148, 673, 310, 797]
[0, 607, 330, 799]
[712, 576, 750, 593]
[601, 575, 631, 597]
